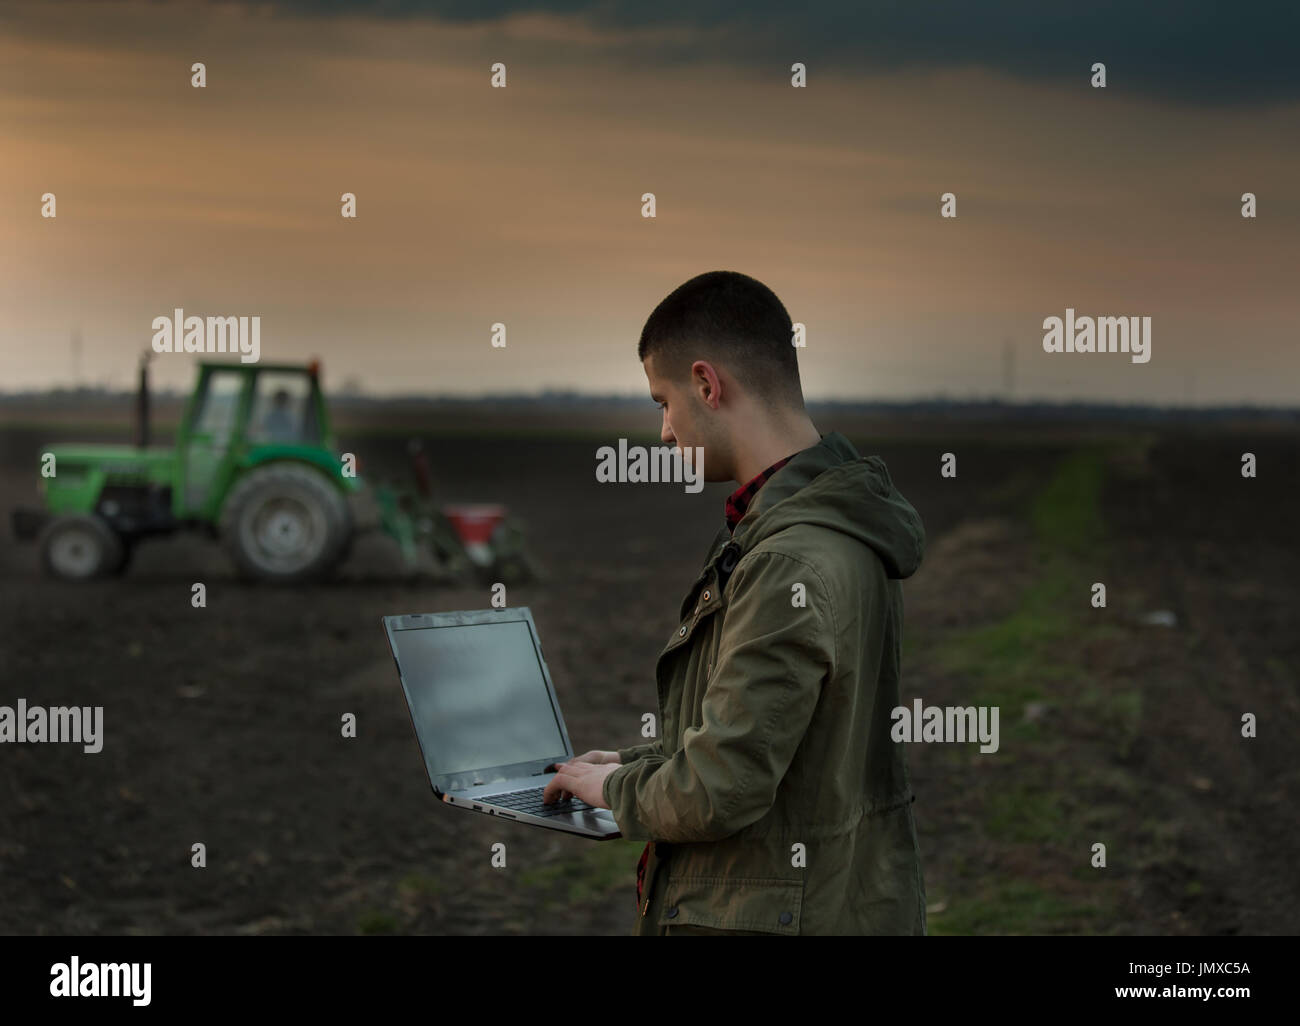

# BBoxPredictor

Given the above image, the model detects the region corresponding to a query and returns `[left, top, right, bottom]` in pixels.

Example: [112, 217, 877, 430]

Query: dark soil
[0, 421, 1295, 935]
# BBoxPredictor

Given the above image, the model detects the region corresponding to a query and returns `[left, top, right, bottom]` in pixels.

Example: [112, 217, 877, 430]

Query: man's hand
[542, 759, 619, 809]
[571, 749, 622, 766]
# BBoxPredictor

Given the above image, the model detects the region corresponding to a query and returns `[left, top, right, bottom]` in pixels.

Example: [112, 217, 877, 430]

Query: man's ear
[691, 360, 723, 410]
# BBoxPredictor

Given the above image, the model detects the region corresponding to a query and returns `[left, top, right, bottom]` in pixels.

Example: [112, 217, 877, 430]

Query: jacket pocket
[656, 875, 802, 935]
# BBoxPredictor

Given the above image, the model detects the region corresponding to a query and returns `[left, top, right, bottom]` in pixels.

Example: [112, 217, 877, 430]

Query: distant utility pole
[71, 327, 83, 388]
[1001, 337, 1015, 401]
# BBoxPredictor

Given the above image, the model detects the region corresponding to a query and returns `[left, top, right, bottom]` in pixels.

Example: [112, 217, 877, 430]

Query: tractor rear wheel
[38, 514, 125, 580]
[219, 464, 351, 583]
[483, 519, 537, 584]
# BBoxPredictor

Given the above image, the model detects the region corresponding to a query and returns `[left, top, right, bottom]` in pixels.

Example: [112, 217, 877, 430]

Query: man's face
[643, 352, 730, 482]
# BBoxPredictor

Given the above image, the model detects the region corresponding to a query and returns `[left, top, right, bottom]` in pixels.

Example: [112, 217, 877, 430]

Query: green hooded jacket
[601, 431, 927, 935]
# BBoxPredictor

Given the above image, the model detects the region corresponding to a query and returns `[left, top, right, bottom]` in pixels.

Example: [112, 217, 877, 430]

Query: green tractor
[11, 356, 536, 585]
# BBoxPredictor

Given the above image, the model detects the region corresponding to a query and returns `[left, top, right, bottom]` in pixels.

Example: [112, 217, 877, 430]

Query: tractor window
[249, 372, 318, 445]
[191, 372, 244, 441]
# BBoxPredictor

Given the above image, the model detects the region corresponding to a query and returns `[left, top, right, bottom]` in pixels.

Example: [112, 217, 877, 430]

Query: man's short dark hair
[638, 270, 803, 406]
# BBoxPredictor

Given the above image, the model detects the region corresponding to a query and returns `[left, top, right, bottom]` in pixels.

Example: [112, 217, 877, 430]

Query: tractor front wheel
[38, 514, 126, 580]
[219, 464, 351, 584]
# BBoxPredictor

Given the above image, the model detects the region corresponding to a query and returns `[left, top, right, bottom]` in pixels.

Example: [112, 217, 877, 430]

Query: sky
[1, 0, 1297, 403]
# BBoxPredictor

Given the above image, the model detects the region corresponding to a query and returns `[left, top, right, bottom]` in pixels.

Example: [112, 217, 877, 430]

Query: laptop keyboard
[484, 786, 595, 817]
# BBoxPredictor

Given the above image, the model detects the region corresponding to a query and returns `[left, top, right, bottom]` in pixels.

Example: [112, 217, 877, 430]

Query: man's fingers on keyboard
[544, 771, 569, 803]
[548, 763, 571, 802]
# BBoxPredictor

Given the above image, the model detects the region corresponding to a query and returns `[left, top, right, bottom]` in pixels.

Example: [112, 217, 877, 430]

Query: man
[542, 270, 927, 935]
[259, 388, 299, 443]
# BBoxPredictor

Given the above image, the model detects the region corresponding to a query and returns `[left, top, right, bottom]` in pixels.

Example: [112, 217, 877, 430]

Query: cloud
[188, 0, 1300, 106]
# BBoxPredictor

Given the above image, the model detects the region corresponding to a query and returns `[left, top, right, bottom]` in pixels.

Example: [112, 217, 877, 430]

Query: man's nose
[661, 420, 675, 446]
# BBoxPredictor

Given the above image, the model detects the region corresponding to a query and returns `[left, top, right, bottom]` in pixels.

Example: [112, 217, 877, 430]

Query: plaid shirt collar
[724, 454, 794, 534]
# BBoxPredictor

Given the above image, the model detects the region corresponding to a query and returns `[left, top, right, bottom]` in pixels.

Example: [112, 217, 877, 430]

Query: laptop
[382, 607, 622, 840]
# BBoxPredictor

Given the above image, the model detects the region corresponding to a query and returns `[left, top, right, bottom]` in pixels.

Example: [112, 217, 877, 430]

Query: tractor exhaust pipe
[135, 351, 152, 448]
[407, 438, 433, 499]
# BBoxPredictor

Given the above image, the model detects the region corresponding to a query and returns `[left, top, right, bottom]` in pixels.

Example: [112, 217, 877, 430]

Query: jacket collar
[678, 432, 860, 616]
[729, 431, 860, 551]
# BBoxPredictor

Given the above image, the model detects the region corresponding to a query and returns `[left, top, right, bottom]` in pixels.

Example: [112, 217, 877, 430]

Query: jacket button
[666, 906, 678, 918]
[678, 626, 687, 637]
[702, 590, 711, 602]
[779, 911, 792, 925]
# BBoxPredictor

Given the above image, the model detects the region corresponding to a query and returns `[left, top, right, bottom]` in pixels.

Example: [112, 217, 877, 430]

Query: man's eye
[656, 402, 667, 410]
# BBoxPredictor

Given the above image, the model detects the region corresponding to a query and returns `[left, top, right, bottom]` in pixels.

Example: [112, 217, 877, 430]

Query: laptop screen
[390, 617, 566, 779]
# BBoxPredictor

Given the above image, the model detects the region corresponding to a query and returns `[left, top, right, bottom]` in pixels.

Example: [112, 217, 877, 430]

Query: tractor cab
[176, 360, 353, 522]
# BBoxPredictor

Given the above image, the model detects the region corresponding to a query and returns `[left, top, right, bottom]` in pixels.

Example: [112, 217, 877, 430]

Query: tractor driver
[259, 388, 299, 443]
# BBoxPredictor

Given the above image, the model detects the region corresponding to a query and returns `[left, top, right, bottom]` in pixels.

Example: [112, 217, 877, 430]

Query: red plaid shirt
[634, 452, 795, 910]
[724, 454, 794, 534]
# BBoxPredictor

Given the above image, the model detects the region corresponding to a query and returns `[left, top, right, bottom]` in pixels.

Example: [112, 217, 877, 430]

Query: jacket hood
[731, 431, 925, 579]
